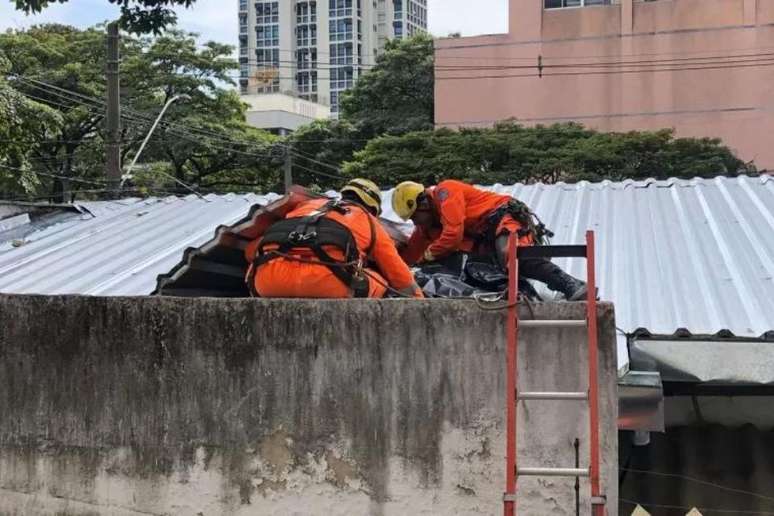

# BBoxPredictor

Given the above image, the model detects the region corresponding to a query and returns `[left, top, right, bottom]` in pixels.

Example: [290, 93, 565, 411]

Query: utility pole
[105, 21, 121, 194]
[284, 147, 293, 192]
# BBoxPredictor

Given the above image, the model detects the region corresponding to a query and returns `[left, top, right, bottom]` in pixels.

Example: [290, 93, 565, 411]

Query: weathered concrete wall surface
[0, 296, 618, 515]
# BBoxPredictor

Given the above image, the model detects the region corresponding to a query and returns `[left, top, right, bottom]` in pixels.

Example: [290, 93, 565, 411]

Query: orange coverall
[401, 180, 534, 266]
[249, 199, 422, 298]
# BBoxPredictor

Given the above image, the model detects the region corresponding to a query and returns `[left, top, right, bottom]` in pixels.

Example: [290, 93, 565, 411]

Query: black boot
[520, 258, 588, 301]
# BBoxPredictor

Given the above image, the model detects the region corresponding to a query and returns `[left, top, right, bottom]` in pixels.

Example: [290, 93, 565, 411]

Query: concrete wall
[436, 0, 774, 168]
[0, 295, 618, 515]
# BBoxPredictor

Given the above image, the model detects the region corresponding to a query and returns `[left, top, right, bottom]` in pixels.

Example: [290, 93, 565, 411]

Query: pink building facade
[435, 0, 774, 168]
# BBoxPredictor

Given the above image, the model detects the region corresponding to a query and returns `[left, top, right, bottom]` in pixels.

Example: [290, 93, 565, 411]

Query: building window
[330, 0, 353, 18]
[330, 43, 353, 65]
[256, 48, 280, 66]
[331, 91, 340, 112]
[544, 0, 611, 8]
[256, 24, 280, 46]
[255, 1, 279, 23]
[297, 48, 318, 70]
[297, 71, 318, 94]
[296, 24, 317, 46]
[296, 1, 319, 23]
[330, 67, 354, 90]
[329, 18, 353, 41]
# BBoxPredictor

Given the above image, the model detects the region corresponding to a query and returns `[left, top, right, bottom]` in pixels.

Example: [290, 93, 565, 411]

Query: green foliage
[13, 0, 196, 34]
[284, 34, 435, 189]
[0, 25, 279, 200]
[0, 50, 61, 196]
[339, 34, 434, 137]
[343, 122, 754, 186]
[286, 119, 368, 189]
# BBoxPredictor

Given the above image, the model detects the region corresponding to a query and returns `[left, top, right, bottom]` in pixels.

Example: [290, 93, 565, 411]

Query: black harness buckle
[288, 230, 317, 244]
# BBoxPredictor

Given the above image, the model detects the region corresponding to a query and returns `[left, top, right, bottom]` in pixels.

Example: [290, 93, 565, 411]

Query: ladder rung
[518, 319, 586, 329]
[518, 467, 590, 478]
[518, 391, 588, 400]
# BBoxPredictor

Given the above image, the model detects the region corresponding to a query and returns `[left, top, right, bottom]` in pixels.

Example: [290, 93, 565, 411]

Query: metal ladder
[502, 230, 606, 516]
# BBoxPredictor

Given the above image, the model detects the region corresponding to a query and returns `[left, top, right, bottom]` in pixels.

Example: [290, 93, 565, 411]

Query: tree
[343, 122, 754, 186]
[13, 0, 196, 34]
[0, 25, 109, 200]
[120, 30, 282, 192]
[0, 25, 280, 201]
[282, 34, 435, 190]
[339, 34, 434, 137]
[0, 52, 61, 197]
[285, 119, 367, 189]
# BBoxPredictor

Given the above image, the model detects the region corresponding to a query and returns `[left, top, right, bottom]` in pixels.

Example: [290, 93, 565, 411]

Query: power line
[240, 58, 377, 69]
[436, 58, 774, 80]
[16, 78, 280, 160]
[11, 76, 347, 181]
[291, 161, 346, 181]
[0, 163, 110, 185]
[436, 43, 774, 62]
[290, 150, 344, 173]
[435, 51, 774, 71]
[435, 51, 774, 73]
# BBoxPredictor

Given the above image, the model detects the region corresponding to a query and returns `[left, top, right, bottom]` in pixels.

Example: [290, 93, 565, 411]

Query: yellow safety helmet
[341, 178, 383, 216]
[392, 181, 425, 220]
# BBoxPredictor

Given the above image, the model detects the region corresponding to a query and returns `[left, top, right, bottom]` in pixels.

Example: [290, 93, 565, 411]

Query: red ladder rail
[503, 230, 605, 516]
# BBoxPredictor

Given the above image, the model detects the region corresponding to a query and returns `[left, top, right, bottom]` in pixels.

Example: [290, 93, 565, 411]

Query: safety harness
[248, 200, 377, 298]
[484, 199, 555, 246]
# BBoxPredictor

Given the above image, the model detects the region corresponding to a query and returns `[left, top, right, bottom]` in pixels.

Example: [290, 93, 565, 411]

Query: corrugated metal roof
[0, 193, 279, 296]
[383, 175, 774, 340]
[2, 176, 773, 342]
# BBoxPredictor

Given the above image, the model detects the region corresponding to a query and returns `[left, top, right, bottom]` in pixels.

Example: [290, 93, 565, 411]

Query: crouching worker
[247, 179, 423, 299]
[392, 179, 588, 301]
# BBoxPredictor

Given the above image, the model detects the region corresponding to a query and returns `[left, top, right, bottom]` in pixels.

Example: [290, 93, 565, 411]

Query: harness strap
[247, 200, 375, 298]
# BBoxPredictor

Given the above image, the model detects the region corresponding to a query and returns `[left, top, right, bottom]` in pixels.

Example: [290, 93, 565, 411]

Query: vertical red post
[504, 232, 518, 516]
[586, 231, 604, 516]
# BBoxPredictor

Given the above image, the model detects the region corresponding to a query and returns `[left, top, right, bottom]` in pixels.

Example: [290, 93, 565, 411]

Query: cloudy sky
[0, 0, 508, 46]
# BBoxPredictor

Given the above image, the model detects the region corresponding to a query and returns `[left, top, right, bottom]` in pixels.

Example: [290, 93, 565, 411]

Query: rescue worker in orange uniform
[248, 179, 423, 299]
[392, 179, 588, 301]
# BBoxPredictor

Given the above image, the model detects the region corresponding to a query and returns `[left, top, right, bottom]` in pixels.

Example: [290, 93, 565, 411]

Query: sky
[0, 0, 509, 48]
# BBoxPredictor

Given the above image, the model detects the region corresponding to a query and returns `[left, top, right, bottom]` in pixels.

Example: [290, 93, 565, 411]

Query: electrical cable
[13, 77, 330, 169]
[290, 151, 344, 173]
[436, 58, 774, 80]
[436, 43, 774, 62]
[291, 161, 347, 181]
[620, 468, 774, 504]
[434, 50, 774, 71]
[0, 163, 109, 185]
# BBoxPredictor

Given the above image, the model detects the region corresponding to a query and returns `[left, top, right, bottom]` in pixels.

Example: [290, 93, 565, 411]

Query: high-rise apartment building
[238, 0, 427, 115]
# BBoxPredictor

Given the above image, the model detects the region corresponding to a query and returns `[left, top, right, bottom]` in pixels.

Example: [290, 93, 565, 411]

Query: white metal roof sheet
[0, 193, 279, 296]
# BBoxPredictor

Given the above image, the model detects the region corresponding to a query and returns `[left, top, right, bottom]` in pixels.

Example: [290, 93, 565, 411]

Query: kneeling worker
[392, 179, 588, 301]
[248, 178, 423, 299]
